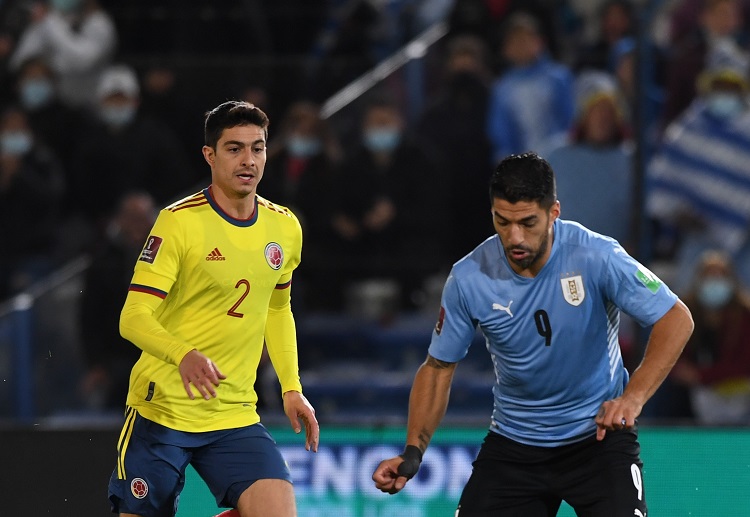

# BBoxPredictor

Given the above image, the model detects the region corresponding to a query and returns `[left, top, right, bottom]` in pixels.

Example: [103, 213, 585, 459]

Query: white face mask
[706, 92, 745, 120]
[20, 79, 54, 110]
[363, 127, 401, 152]
[100, 105, 137, 128]
[0, 131, 33, 156]
[698, 277, 734, 309]
[287, 136, 322, 158]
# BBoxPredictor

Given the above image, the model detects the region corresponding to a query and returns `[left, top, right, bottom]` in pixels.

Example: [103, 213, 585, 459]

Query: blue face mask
[706, 93, 745, 120]
[100, 105, 137, 128]
[0, 131, 33, 156]
[364, 128, 401, 153]
[20, 79, 54, 110]
[287, 136, 322, 158]
[698, 277, 734, 309]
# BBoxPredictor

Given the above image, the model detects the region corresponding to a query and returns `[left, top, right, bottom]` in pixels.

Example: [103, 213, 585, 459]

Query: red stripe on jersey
[129, 284, 168, 298]
[275, 280, 292, 289]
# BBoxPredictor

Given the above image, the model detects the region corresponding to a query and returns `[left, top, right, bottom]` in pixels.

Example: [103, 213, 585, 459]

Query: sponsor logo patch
[139, 236, 163, 264]
[265, 242, 283, 270]
[131, 477, 148, 499]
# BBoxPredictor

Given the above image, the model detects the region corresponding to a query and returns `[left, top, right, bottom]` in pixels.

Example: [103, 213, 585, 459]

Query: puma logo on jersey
[492, 301, 513, 317]
[206, 247, 226, 261]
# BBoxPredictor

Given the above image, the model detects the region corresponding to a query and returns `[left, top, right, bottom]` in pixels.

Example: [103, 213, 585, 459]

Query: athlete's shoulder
[257, 195, 299, 221]
[557, 219, 621, 254]
[163, 190, 211, 214]
[452, 235, 501, 277]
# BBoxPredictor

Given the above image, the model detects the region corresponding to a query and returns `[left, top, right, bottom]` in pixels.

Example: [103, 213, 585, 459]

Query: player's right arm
[119, 208, 225, 400]
[372, 354, 457, 494]
[120, 291, 226, 400]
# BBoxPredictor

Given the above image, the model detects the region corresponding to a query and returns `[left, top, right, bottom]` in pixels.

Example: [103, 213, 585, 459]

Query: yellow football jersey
[120, 187, 303, 432]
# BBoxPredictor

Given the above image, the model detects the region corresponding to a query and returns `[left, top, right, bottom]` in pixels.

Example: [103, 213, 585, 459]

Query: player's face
[492, 197, 560, 277]
[202, 124, 267, 198]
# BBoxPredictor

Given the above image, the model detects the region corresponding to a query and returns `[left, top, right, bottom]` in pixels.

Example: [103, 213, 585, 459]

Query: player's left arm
[595, 299, 693, 439]
[265, 277, 319, 451]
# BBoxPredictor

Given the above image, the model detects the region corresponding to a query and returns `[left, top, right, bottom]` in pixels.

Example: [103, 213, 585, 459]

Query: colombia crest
[265, 242, 284, 270]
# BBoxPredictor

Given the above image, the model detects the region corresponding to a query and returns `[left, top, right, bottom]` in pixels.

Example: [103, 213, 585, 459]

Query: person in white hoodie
[9, 0, 117, 109]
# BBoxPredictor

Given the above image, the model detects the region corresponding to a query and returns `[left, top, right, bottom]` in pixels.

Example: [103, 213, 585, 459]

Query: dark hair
[204, 100, 270, 148]
[489, 152, 557, 209]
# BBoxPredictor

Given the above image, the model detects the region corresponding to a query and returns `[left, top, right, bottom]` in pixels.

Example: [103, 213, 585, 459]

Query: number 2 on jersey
[227, 279, 250, 318]
[534, 309, 552, 346]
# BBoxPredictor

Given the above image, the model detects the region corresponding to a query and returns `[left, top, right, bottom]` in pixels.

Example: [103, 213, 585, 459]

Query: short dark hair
[204, 100, 269, 148]
[489, 152, 557, 209]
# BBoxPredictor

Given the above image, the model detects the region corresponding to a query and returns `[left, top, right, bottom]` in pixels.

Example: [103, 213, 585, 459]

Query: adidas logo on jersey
[206, 248, 226, 261]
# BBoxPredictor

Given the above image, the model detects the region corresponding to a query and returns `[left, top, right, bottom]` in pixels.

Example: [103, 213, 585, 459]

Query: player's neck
[209, 184, 257, 220]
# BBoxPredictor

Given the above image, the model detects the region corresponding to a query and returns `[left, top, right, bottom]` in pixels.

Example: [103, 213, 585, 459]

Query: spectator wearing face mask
[669, 250, 750, 424]
[9, 0, 117, 110]
[0, 104, 66, 299]
[262, 100, 343, 311]
[328, 93, 448, 311]
[415, 34, 495, 263]
[13, 56, 84, 191]
[646, 42, 750, 293]
[661, 0, 746, 129]
[66, 64, 196, 250]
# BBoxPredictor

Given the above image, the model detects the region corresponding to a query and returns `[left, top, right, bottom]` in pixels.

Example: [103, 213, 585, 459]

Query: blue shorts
[108, 407, 291, 517]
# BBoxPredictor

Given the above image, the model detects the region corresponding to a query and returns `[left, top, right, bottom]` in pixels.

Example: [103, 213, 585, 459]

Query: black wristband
[397, 445, 423, 479]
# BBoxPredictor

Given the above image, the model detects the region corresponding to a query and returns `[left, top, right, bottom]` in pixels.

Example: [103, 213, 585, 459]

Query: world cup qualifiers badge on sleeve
[139, 236, 163, 264]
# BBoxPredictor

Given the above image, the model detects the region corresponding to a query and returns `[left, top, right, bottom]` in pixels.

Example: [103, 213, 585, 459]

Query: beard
[504, 230, 550, 271]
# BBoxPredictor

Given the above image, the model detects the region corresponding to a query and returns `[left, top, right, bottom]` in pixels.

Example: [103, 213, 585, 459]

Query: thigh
[238, 478, 296, 517]
[108, 408, 191, 517]
[563, 429, 647, 517]
[456, 432, 561, 517]
[192, 423, 292, 509]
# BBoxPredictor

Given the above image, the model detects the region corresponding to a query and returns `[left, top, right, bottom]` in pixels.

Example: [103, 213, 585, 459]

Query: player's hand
[594, 396, 642, 441]
[372, 456, 413, 494]
[178, 349, 226, 400]
[283, 391, 319, 452]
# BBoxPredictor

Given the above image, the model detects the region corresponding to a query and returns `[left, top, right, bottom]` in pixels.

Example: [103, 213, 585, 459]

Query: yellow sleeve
[264, 276, 303, 395]
[120, 290, 195, 366]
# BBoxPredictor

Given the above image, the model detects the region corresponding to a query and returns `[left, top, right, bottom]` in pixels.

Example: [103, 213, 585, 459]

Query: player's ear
[202, 145, 215, 166]
[549, 200, 561, 223]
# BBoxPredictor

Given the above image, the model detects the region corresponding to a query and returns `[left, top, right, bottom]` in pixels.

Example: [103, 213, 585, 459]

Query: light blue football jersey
[429, 219, 678, 447]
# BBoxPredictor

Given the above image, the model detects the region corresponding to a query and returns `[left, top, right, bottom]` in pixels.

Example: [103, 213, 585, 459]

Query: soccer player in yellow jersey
[107, 100, 319, 517]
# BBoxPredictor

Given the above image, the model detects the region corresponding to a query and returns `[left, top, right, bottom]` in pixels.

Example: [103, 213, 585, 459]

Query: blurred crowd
[2, 0, 750, 424]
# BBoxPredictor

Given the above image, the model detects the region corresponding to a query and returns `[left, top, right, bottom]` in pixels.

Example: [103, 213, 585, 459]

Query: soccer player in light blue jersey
[373, 152, 694, 516]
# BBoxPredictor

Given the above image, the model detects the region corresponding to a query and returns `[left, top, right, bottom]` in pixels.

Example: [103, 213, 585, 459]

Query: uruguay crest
[560, 275, 585, 306]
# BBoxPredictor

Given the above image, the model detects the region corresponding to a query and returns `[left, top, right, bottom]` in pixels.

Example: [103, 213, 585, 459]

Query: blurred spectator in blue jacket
[544, 70, 634, 249]
[646, 42, 750, 292]
[486, 12, 575, 163]
[0, 104, 65, 299]
[9, 0, 117, 110]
